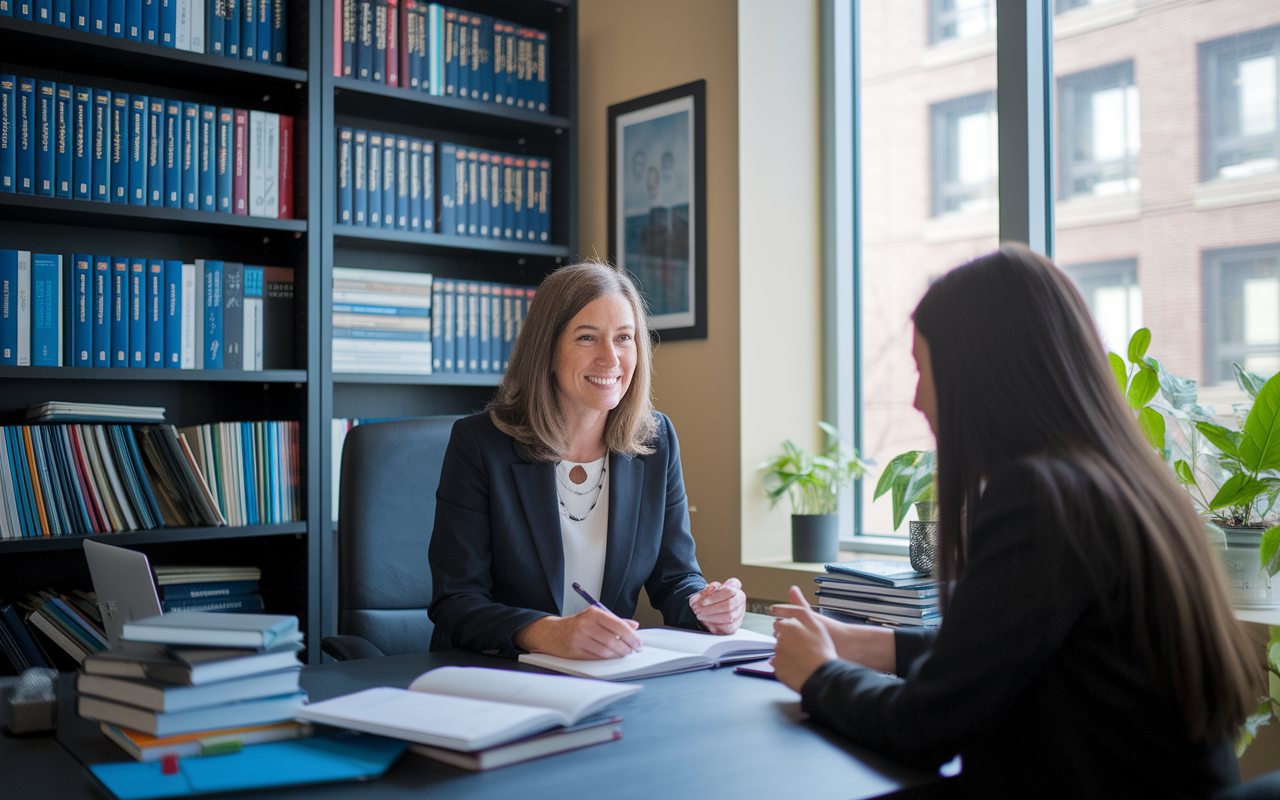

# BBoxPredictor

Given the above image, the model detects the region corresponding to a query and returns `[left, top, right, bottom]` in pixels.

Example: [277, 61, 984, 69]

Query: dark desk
[14, 644, 946, 799]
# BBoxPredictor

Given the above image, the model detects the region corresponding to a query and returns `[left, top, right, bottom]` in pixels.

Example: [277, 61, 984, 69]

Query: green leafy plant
[759, 422, 869, 516]
[872, 450, 936, 531]
[1237, 625, 1280, 756]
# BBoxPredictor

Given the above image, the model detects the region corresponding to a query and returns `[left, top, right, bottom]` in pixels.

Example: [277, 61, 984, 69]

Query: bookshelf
[0, 0, 576, 668]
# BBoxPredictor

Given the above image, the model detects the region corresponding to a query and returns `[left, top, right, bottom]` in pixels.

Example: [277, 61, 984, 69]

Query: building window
[929, 0, 994, 44]
[1205, 244, 1280, 382]
[931, 91, 998, 216]
[1062, 259, 1142, 353]
[1055, 0, 1114, 13]
[1201, 25, 1280, 181]
[1058, 62, 1139, 199]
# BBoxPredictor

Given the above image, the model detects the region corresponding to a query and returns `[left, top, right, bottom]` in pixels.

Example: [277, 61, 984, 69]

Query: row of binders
[432, 277, 534, 375]
[0, 419, 301, 538]
[336, 131, 435, 231]
[333, 1, 549, 114]
[1, 0, 288, 65]
[0, 80, 295, 219]
[815, 561, 941, 628]
[439, 143, 550, 242]
[0, 250, 294, 370]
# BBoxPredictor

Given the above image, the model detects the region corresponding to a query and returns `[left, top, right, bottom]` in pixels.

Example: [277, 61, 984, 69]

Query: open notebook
[519, 627, 776, 681]
[295, 667, 641, 752]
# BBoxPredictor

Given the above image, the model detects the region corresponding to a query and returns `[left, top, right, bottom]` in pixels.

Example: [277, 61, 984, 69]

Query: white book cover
[332, 267, 435, 288]
[330, 339, 432, 353]
[189, 0, 204, 52]
[519, 628, 776, 681]
[243, 296, 263, 370]
[16, 250, 30, 365]
[191, 261, 204, 370]
[95, 425, 139, 531]
[248, 110, 267, 218]
[180, 263, 196, 369]
[331, 291, 433, 309]
[175, 0, 191, 51]
[261, 113, 279, 219]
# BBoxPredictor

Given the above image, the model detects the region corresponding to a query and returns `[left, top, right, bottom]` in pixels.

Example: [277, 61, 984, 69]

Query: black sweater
[800, 461, 1239, 799]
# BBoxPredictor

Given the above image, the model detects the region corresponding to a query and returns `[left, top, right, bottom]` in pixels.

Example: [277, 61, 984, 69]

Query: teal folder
[87, 732, 407, 799]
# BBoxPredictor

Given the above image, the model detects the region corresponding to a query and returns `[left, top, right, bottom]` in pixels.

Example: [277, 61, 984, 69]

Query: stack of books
[177, 420, 302, 525]
[13, 589, 108, 664]
[814, 560, 942, 628]
[77, 611, 309, 758]
[26, 402, 166, 423]
[155, 565, 263, 614]
[332, 267, 434, 375]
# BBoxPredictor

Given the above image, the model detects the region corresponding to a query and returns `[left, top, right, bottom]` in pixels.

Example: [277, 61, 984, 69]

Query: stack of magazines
[815, 560, 941, 628]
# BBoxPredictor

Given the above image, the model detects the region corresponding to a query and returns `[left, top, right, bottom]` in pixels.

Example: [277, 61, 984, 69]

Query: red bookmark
[161, 754, 179, 775]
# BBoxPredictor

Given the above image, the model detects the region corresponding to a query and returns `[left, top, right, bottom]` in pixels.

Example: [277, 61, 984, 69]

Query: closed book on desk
[122, 611, 298, 648]
[78, 689, 306, 736]
[823, 560, 934, 588]
[409, 716, 622, 771]
[83, 638, 302, 685]
[77, 667, 301, 712]
[100, 719, 313, 761]
[519, 627, 776, 681]
[296, 666, 641, 752]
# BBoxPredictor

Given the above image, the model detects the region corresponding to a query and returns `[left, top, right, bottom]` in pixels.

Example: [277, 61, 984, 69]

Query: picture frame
[607, 80, 707, 341]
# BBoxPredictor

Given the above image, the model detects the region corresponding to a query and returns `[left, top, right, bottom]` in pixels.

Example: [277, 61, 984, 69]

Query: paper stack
[815, 560, 942, 628]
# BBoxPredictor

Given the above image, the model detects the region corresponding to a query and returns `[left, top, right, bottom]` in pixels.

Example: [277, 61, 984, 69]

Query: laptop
[82, 540, 164, 646]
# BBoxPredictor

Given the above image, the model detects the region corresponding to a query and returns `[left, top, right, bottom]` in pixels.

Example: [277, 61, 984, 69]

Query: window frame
[1057, 61, 1138, 200]
[930, 91, 1000, 217]
[1199, 25, 1280, 182]
[1203, 243, 1280, 384]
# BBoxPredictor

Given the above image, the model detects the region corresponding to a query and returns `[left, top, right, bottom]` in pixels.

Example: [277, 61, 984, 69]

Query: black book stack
[815, 561, 942, 628]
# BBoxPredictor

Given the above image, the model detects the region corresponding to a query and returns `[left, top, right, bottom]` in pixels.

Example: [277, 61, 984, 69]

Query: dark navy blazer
[427, 411, 708, 657]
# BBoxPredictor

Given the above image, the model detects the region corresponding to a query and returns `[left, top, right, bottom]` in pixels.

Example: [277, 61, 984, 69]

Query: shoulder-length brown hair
[488, 261, 657, 462]
[913, 243, 1256, 741]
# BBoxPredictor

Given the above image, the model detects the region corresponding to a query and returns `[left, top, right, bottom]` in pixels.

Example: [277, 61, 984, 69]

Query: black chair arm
[321, 634, 387, 662]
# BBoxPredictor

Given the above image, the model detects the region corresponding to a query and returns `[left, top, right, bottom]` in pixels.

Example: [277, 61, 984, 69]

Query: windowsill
[1235, 608, 1280, 626]
[922, 210, 998, 243]
[922, 31, 995, 70]
[1053, 0, 1137, 40]
[744, 546, 911, 575]
[1055, 191, 1140, 229]
[1194, 169, 1280, 211]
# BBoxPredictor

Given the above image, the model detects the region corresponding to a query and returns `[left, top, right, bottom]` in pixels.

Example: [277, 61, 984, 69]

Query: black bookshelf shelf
[0, 194, 308, 236]
[333, 77, 570, 135]
[332, 226, 570, 258]
[0, 17, 309, 90]
[0, 523, 308, 554]
[0, 367, 308, 383]
[332, 372, 502, 386]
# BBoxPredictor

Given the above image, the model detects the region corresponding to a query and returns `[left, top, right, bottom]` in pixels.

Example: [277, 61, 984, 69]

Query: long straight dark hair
[913, 244, 1256, 741]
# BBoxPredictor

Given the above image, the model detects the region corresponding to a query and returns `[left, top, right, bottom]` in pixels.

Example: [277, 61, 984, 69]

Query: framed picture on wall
[607, 80, 707, 341]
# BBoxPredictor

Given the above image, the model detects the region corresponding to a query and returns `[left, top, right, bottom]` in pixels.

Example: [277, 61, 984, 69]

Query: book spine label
[270, 0, 285, 64]
[129, 259, 145, 366]
[384, 0, 397, 86]
[141, 0, 157, 42]
[408, 138, 422, 231]
[90, 0, 106, 31]
[198, 105, 214, 210]
[35, 81, 54, 197]
[221, 262, 243, 369]
[431, 281, 442, 372]
[17, 78, 35, 195]
[232, 108, 247, 214]
[371, 0, 385, 82]
[189, 0, 203, 52]
[128, 94, 147, 205]
[215, 107, 233, 212]
[255, 0, 269, 62]
[247, 110, 264, 217]
[421, 141, 433, 231]
[456, 13, 469, 99]
[438, 142, 455, 235]
[238, 0, 253, 60]
[163, 100, 180, 207]
[72, 0, 89, 29]
[163, 260, 181, 367]
[159, 0, 174, 45]
[55, 85, 72, 198]
[108, 92, 128, 203]
[146, 98, 163, 205]
[466, 149, 478, 235]
[107, 0, 123, 34]
[478, 284, 489, 371]
[341, 0, 355, 77]
[260, 112, 278, 218]
[15, 251, 30, 365]
[381, 136, 394, 228]
[54, 0, 69, 25]
[71, 86, 90, 199]
[524, 158, 537, 242]
[32, 254, 62, 367]
[204, 260, 222, 368]
[539, 159, 550, 241]
[476, 151, 488, 237]
[443, 7, 455, 95]
[180, 263, 196, 368]
[337, 127, 352, 224]
[111, 257, 128, 366]
[207, 0, 223, 54]
[356, 0, 371, 79]
[223, 0, 238, 56]
[243, 266, 262, 370]
[0, 250, 15, 364]
[181, 102, 197, 209]
[454, 284, 465, 372]
[1, 77, 16, 194]
[124, 0, 140, 37]
[174, 0, 189, 50]
[146, 260, 163, 366]
[92, 255, 111, 367]
[396, 136, 408, 228]
[361, 130, 376, 226]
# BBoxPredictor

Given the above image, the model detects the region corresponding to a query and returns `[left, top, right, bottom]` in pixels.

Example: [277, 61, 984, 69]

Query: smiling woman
[427, 262, 747, 662]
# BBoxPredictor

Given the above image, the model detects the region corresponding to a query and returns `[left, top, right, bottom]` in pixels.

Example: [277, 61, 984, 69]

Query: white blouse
[556, 456, 609, 616]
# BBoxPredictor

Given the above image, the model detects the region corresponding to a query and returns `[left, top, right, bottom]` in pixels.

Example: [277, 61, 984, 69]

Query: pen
[571, 582, 606, 610]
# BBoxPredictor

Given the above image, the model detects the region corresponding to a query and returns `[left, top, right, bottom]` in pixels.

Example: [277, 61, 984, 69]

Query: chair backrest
[337, 415, 460, 657]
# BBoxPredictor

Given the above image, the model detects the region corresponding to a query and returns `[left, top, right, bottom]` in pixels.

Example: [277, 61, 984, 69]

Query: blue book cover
[16, 78, 35, 195]
[159, 0, 173, 46]
[107, 0, 123, 36]
[124, 0, 140, 38]
[465, 148, 477, 236]
[501, 154, 513, 238]
[477, 283, 489, 371]
[255, 0, 269, 63]
[110, 92, 129, 203]
[337, 127, 352, 224]
[163, 260, 181, 367]
[92, 255, 111, 367]
[147, 97, 163, 205]
[525, 158, 539, 242]
[111, 257, 128, 366]
[241, 422, 257, 523]
[430, 282, 442, 372]
[438, 142, 455, 235]
[370, 0, 385, 81]
[356, 0, 372, 79]
[270, 0, 285, 64]
[206, 0, 222, 54]
[238, 0, 254, 61]
[513, 156, 526, 240]
[159, 579, 259, 600]
[439, 280, 453, 372]
[72, 86, 90, 199]
[466, 281, 478, 372]
[163, 99, 179, 207]
[181, 102, 197, 209]
[381, 137, 394, 228]
[538, 158, 550, 242]
[454, 284, 467, 372]
[146, 259, 163, 367]
[61, 254, 73, 367]
[129, 259, 145, 366]
[421, 141, 434, 232]
[141, 0, 157, 43]
[408, 138, 422, 231]
[222, 0, 238, 57]
[452, 10, 465, 99]
[128, 95, 147, 205]
[72, 0, 88, 29]
[476, 150, 489, 237]
[478, 14, 494, 103]
[55, 85, 71, 198]
[35, 0, 49, 23]
[203, 260, 222, 368]
[395, 136, 409, 229]
[0, 77, 14, 194]
[198, 105, 214, 210]
[70, 253, 91, 367]
[0, 250, 15, 365]
[35, 81, 54, 197]
[90, 0, 105, 32]
[367, 131, 382, 226]
[215, 107, 232, 212]
[91, 88, 110, 202]
[54, 0, 69, 26]
[15, 0, 29, 18]
[31, 254, 62, 367]
[352, 129, 367, 226]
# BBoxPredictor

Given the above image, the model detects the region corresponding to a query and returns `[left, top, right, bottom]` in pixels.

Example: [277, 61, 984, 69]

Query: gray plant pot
[908, 520, 938, 574]
[792, 514, 839, 563]
[1214, 525, 1279, 609]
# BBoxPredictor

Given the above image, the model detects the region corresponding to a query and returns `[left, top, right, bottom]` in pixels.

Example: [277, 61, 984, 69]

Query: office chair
[320, 415, 461, 661]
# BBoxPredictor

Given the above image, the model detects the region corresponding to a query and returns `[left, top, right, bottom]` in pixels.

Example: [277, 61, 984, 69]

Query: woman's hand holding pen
[690, 577, 746, 634]
[514, 606, 644, 660]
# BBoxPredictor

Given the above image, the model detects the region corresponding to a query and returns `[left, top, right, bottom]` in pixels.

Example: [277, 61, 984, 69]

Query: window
[1201, 26, 1280, 181]
[931, 91, 998, 216]
[1055, 0, 1111, 13]
[1204, 244, 1280, 382]
[1058, 62, 1139, 199]
[1063, 259, 1142, 353]
[929, 0, 994, 44]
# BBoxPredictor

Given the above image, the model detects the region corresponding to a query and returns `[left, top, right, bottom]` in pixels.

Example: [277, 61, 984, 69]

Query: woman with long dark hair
[771, 245, 1257, 798]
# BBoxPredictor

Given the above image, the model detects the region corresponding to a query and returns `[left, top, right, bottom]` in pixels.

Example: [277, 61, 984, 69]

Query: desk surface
[16, 623, 943, 800]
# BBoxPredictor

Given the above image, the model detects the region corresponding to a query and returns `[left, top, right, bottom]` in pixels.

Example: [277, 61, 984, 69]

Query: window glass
[932, 92, 998, 215]
[1062, 259, 1142, 353]
[930, 0, 994, 44]
[1059, 62, 1139, 198]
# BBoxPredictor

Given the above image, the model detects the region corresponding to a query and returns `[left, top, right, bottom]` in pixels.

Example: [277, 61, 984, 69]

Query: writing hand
[514, 605, 643, 660]
[771, 585, 839, 692]
[690, 577, 746, 634]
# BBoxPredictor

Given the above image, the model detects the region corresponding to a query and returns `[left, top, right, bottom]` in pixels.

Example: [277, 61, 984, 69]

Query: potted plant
[759, 422, 869, 563]
[873, 450, 937, 572]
